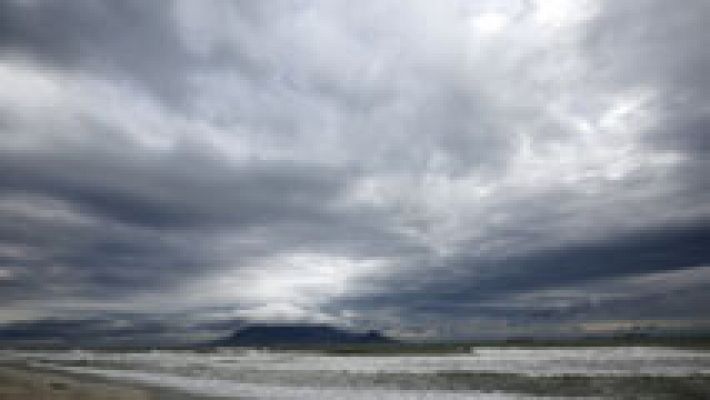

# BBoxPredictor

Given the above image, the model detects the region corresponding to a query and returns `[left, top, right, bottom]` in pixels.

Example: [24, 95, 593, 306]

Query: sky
[0, 0, 709, 345]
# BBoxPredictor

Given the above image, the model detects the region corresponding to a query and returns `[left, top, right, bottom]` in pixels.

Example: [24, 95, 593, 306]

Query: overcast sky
[1, 0, 709, 344]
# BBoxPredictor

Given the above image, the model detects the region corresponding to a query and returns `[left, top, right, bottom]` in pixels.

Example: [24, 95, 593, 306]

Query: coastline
[1, 345, 708, 399]
[0, 364, 205, 400]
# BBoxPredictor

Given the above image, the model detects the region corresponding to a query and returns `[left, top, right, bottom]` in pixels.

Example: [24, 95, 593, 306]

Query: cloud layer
[0, 0, 708, 342]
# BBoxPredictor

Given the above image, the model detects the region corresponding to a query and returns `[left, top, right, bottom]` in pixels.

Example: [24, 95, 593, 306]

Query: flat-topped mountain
[214, 324, 393, 347]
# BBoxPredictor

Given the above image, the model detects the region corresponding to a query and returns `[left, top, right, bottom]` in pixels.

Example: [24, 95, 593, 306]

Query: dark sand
[0, 365, 208, 400]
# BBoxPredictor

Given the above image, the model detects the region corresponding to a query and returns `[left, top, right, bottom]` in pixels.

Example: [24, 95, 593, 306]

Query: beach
[0, 365, 150, 400]
[0, 364, 202, 400]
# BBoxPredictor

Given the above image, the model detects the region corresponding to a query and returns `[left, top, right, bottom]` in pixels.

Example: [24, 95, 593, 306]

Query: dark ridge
[212, 323, 394, 347]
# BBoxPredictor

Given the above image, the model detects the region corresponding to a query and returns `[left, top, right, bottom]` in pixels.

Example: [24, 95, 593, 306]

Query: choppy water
[2, 346, 709, 398]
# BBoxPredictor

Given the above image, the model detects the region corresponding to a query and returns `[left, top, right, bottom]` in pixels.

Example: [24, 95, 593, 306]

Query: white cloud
[179, 253, 387, 322]
[471, 12, 509, 35]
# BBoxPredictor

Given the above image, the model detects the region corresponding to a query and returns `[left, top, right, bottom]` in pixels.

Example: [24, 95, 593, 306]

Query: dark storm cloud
[0, 0, 708, 341]
[0, 0, 307, 112]
[0, 147, 347, 229]
[0, 205, 197, 302]
[0, 0, 194, 107]
[0, 318, 155, 345]
[0, 313, 238, 346]
[342, 224, 710, 313]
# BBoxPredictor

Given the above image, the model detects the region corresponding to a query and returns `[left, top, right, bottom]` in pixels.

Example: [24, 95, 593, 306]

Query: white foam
[10, 346, 709, 377]
[35, 363, 552, 400]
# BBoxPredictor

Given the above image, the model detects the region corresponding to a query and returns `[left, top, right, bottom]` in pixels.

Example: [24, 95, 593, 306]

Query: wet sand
[0, 365, 205, 400]
[0, 366, 149, 399]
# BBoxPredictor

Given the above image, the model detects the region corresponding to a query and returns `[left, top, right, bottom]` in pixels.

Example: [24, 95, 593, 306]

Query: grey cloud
[0, 0, 708, 341]
[0, 0, 193, 107]
[0, 313, 239, 346]
[338, 224, 710, 313]
[0, 148, 348, 229]
[583, 0, 710, 155]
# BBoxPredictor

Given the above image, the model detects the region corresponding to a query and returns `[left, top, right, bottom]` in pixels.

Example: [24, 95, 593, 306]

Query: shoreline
[0, 364, 207, 400]
[2, 346, 708, 399]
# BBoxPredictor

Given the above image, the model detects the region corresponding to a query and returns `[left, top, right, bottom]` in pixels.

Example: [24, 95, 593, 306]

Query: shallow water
[2, 347, 709, 399]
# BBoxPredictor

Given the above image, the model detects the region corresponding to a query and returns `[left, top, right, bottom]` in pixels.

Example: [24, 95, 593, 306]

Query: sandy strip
[0, 365, 172, 400]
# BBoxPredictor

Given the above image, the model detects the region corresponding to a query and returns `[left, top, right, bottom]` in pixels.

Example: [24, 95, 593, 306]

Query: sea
[2, 346, 709, 398]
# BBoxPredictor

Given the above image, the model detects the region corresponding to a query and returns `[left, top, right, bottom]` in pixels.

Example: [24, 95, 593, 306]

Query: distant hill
[213, 324, 394, 347]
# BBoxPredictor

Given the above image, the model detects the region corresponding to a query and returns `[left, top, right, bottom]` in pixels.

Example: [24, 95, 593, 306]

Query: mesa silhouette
[214, 324, 394, 346]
